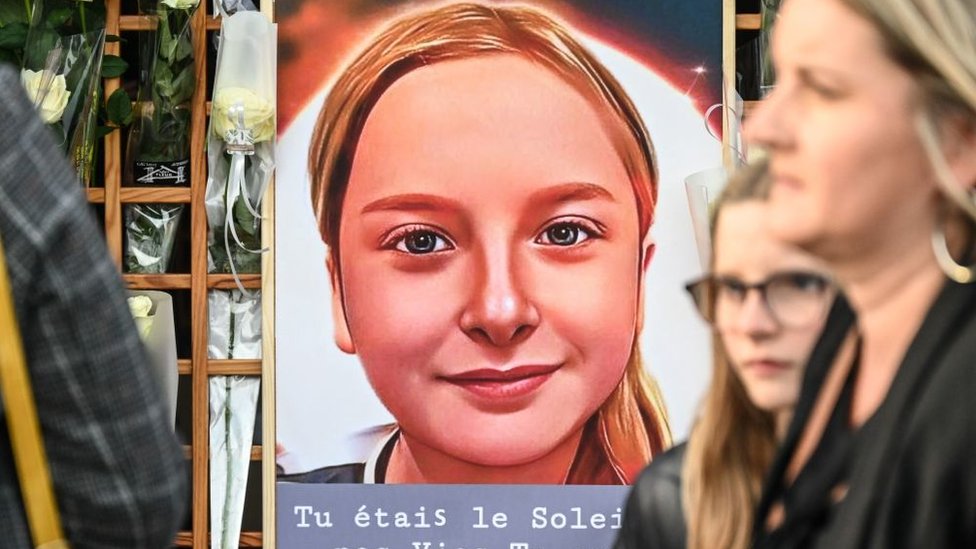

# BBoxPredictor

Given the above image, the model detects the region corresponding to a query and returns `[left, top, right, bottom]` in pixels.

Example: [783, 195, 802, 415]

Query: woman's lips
[440, 364, 561, 400]
[744, 359, 792, 377]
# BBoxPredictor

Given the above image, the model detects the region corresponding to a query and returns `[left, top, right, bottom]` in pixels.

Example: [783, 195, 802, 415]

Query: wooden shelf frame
[96, 2, 273, 547]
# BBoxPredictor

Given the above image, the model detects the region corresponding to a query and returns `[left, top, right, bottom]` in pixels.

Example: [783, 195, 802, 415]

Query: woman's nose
[742, 85, 792, 154]
[459, 246, 540, 347]
[734, 290, 779, 337]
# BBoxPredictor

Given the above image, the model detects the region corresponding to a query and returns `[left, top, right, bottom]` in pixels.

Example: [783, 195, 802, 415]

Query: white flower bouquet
[21, 0, 107, 186]
[204, 11, 276, 292]
[127, 290, 179, 428]
[204, 11, 273, 549]
[208, 288, 261, 549]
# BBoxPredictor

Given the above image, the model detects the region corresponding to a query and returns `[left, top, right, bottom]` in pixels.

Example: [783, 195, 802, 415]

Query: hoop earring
[932, 218, 976, 284]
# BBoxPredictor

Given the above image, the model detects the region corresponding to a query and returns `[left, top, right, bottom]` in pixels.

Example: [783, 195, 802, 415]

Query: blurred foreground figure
[745, 0, 976, 546]
[0, 64, 186, 548]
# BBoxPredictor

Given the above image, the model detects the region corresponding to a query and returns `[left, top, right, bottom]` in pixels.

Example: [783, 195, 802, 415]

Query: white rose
[127, 295, 155, 341]
[20, 69, 70, 124]
[160, 0, 200, 9]
[212, 87, 275, 143]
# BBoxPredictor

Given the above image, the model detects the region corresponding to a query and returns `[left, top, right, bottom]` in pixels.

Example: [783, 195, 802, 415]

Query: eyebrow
[526, 182, 617, 205]
[360, 193, 462, 214]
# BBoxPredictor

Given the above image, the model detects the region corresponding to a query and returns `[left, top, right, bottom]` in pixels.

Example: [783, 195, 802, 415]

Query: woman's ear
[326, 255, 356, 354]
[944, 115, 976, 193]
[635, 237, 656, 334]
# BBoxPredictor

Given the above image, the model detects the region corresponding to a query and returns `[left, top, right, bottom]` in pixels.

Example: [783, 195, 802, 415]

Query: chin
[745, 388, 794, 415]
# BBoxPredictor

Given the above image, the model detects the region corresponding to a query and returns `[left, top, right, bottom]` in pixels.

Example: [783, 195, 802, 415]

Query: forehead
[344, 54, 632, 203]
[713, 202, 824, 275]
[774, 0, 888, 69]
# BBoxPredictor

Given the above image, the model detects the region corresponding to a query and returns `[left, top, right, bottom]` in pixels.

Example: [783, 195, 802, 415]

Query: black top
[754, 282, 976, 548]
[612, 442, 687, 549]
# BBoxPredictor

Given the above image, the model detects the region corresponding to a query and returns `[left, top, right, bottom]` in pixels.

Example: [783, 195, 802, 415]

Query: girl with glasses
[614, 161, 835, 549]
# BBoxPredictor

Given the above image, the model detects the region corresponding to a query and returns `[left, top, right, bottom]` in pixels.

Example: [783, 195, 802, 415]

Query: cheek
[533, 247, 641, 381]
[718, 332, 751, 370]
[340, 257, 464, 380]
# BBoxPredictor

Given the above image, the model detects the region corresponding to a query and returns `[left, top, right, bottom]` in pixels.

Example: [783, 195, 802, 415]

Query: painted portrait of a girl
[275, 1, 720, 485]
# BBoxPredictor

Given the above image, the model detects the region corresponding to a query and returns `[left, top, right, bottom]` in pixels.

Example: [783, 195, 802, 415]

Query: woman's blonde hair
[682, 160, 777, 549]
[840, 0, 976, 223]
[308, 2, 669, 484]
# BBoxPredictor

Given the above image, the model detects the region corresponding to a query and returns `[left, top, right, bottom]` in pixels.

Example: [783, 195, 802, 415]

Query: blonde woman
[613, 162, 835, 549]
[745, 0, 976, 546]
[284, 2, 670, 485]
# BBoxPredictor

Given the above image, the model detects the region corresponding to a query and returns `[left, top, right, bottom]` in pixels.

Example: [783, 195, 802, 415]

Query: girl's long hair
[682, 160, 778, 548]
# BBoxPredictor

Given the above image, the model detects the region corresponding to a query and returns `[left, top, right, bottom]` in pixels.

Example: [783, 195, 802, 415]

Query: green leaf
[0, 21, 27, 49]
[21, 28, 58, 69]
[106, 88, 132, 126]
[0, 3, 30, 26]
[94, 125, 116, 139]
[101, 54, 127, 78]
[45, 8, 74, 29]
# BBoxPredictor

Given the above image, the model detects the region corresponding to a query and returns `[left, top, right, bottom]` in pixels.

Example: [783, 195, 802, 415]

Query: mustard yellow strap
[0, 237, 68, 547]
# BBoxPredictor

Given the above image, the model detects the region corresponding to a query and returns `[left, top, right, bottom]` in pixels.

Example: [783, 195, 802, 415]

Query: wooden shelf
[120, 274, 262, 290]
[97, 3, 268, 548]
[124, 274, 192, 289]
[182, 445, 263, 461]
[736, 13, 760, 30]
[174, 532, 262, 547]
[209, 359, 263, 375]
[208, 274, 263, 289]
[120, 14, 222, 32]
[88, 187, 193, 204]
[177, 359, 263, 376]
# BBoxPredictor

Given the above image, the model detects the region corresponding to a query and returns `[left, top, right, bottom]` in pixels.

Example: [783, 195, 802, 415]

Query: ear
[326, 255, 356, 354]
[945, 116, 976, 192]
[635, 237, 656, 334]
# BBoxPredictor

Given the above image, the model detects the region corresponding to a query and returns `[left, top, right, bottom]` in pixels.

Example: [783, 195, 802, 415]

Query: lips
[440, 364, 561, 400]
[744, 359, 793, 377]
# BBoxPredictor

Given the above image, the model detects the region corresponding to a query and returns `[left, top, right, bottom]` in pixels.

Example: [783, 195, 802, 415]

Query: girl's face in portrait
[331, 54, 647, 472]
[745, 0, 939, 258]
[712, 202, 830, 414]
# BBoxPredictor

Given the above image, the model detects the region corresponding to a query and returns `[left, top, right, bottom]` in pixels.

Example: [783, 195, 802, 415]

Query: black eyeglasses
[685, 271, 833, 329]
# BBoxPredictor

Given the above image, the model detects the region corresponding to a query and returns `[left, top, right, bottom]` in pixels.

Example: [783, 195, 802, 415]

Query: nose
[459, 244, 540, 347]
[742, 85, 793, 154]
[733, 290, 779, 338]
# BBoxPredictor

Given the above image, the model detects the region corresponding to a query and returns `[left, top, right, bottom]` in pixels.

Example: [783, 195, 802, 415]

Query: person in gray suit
[0, 64, 186, 548]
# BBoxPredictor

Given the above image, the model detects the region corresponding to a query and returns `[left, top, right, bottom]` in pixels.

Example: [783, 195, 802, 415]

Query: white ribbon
[222, 102, 268, 296]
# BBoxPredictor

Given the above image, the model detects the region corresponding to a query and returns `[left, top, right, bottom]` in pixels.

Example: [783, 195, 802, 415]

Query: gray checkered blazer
[0, 64, 186, 547]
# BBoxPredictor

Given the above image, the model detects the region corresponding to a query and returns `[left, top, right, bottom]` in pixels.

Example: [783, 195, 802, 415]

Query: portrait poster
[274, 1, 723, 546]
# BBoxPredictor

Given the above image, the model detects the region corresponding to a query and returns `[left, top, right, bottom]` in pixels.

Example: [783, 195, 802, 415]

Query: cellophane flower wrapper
[123, 0, 199, 274]
[205, 11, 275, 288]
[212, 0, 256, 18]
[124, 203, 184, 274]
[128, 290, 179, 428]
[759, 0, 781, 96]
[208, 288, 261, 549]
[125, 0, 198, 187]
[21, 0, 106, 185]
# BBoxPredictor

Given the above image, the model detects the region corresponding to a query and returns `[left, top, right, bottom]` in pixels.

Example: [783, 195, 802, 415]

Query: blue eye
[394, 230, 452, 254]
[536, 220, 599, 247]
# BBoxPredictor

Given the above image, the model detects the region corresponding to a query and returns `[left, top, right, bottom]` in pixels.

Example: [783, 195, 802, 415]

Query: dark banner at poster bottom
[277, 484, 628, 549]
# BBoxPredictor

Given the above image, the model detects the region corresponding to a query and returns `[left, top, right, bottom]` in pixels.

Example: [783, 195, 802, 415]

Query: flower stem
[79, 3, 87, 34]
[23, 0, 30, 22]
